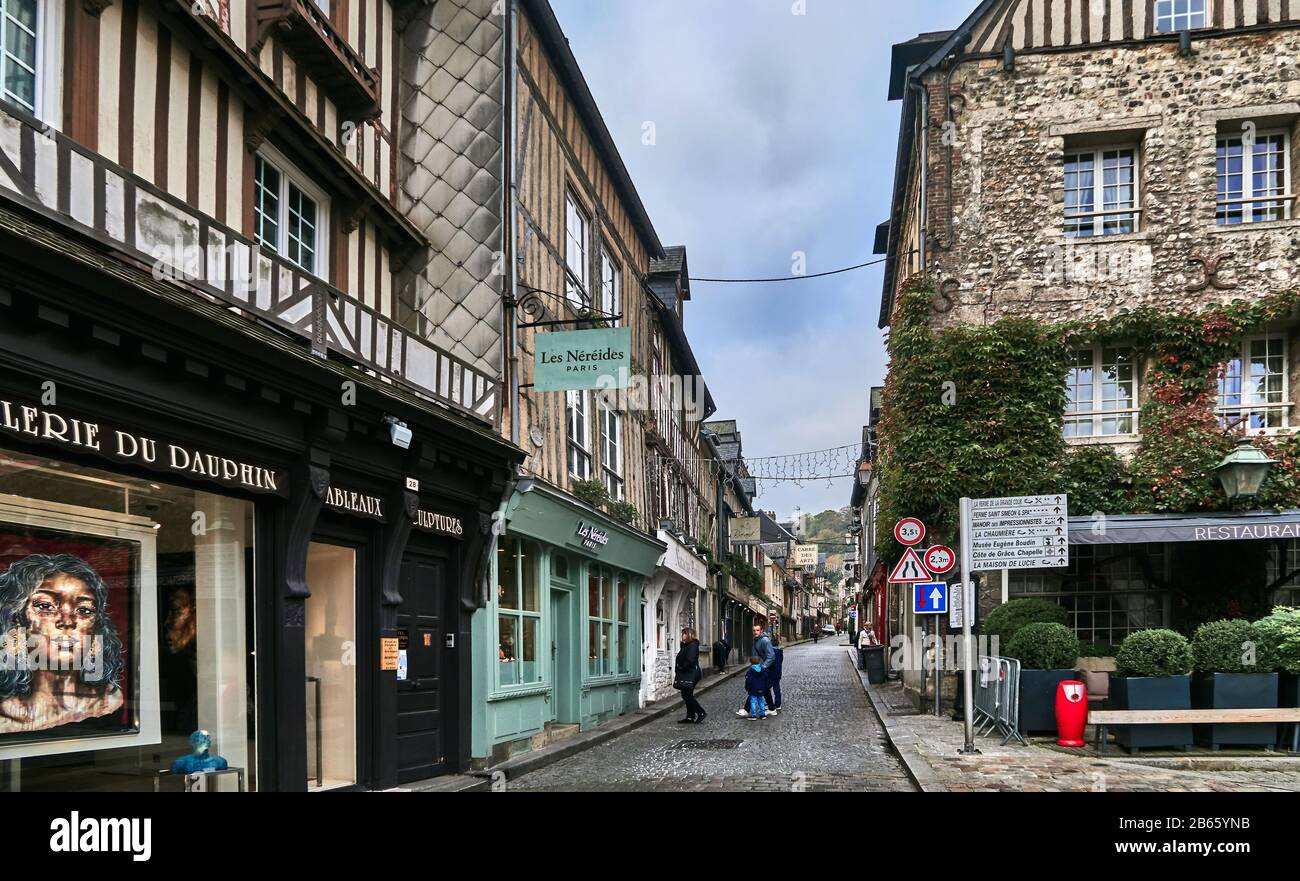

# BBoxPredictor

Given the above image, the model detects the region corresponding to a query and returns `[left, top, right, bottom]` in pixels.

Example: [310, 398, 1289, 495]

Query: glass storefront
[304, 542, 356, 791]
[0, 447, 256, 792]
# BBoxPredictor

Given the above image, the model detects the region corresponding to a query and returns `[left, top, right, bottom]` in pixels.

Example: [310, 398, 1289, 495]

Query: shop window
[1064, 346, 1137, 438]
[1218, 336, 1288, 430]
[617, 575, 630, 675]
[1064, 147, 1139, 238]
[496, 539, 539, 688]
[304, 542, 355, 791]
[1216, 131, 1291, 225]
[587, 566, 620, 677]
[1154, 0, 1207, 33]
[0, 447, 256, 792]
[1265, 540, 1300, 607]
[254, 147, 330, 276]
[1009, 544, 1168, 646]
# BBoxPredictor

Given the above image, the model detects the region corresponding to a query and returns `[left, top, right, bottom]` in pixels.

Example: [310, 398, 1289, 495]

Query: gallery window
[1154, 0, 1207, 33]
[254, 148, 329, 275]
[304, 542, 355, 791]
[495, 538, 540, 688]
[1218, 335, 1288, 430]
[1064, 147, 1139, 238]
[565, 193, 590, 311]
[1216, 131, 1291, 225]
[1064, 346, 1137, 438]
[0, 446, 257, 792]
[598, 401, 623, 501]
[566, 390, 591, 481]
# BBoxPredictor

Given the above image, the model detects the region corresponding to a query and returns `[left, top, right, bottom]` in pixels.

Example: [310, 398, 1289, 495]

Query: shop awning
[1069, 510, 1300, 546]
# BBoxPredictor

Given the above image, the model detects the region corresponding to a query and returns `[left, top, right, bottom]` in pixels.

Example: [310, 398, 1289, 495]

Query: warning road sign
[888, 547, 932, 583]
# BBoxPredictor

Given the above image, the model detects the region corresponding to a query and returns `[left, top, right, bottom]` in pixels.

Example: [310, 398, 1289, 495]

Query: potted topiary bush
[1190, 619, 1279, 749]
[1110, 629, 1194, 752]
[1004, 622, 1081, 734]
[982, 598, 1069, 651]
[1256, 607, 1300, 713]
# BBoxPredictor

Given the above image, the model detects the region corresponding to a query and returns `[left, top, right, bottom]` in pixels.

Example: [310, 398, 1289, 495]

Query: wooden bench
[1088, 709, 1300, 755]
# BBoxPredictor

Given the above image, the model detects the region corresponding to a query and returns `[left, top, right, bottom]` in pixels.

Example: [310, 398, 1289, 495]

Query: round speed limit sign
[924, 545, 957, 575]
[894, 518, 926, 546]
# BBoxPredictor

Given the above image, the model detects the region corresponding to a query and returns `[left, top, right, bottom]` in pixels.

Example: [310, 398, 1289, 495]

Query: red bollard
[1056, 680, 1088, 747]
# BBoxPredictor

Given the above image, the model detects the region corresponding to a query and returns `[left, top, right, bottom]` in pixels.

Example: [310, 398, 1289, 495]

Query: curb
[847, 647, 948, 793]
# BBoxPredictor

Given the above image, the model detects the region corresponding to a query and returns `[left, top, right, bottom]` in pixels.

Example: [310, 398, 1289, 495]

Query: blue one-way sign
[913, 582, 948, 615]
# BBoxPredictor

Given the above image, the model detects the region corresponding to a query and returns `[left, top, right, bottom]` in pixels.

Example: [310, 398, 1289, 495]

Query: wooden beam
[1090, 709, 1300, 724]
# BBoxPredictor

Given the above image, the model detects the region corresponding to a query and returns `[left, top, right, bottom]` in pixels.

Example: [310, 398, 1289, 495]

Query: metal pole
[959, 497, 979, 753]
[919, 616, 927, 714]
[933, 613, 943, 718]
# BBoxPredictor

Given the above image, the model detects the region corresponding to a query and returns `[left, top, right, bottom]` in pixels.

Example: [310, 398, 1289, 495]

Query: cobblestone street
[509, 640, 915, 792]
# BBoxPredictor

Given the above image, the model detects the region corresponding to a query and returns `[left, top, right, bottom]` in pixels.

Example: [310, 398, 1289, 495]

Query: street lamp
[1214, 438, 1277, 500]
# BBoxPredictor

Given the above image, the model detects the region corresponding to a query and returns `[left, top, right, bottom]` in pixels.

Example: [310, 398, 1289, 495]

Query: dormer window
[1154, 0, 1207, 33]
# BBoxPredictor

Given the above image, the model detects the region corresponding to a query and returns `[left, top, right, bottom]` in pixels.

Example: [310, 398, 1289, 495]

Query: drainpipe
[909, 76, 929, 272]
[504, 0, 521, 448]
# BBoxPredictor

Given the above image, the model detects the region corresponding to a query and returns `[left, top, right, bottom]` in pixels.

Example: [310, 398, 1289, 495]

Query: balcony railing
[0, 100, 498, 425]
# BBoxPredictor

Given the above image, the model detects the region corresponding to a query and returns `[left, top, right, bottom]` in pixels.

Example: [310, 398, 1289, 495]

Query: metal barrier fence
[974, 656, 1026, 745]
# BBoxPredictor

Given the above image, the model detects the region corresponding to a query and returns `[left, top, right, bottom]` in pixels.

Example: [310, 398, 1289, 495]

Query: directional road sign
[967, 494, 1069, 570]
[914, 582, 948, 615]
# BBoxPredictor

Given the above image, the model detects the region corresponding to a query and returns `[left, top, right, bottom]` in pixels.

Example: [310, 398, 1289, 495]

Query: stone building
[879, 0, 1300, 667]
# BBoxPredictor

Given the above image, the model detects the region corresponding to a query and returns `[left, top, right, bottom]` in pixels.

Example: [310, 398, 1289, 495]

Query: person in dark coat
[674, 628, 706, 723]
[743, 656, 767, 720]
[766, 635, 784, 711]
[712, 636, 730, 674]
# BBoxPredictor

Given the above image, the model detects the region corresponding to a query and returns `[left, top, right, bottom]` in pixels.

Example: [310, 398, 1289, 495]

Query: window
[599, 247, 621, 319]
[1218, 336, 1288, 430]
[254, 149, 329, 275]
[566, 390, 591, 481]
[565, 194, 590, 311]
[587, 566, 628, 678]
[0, 0, 37, 112]
[1216, 131, 1290, 225]
[1154, 0, 1207, 33]
[496, 538, 540, 688]
[599, 401, 623, 501]
[1064, 147, 1138, 237]
[1064, 346, 1137, 438]
[1266, 540, 1300, 607]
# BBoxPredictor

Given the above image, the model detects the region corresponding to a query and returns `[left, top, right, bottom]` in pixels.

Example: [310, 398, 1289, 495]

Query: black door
[396, 554, 447, 783]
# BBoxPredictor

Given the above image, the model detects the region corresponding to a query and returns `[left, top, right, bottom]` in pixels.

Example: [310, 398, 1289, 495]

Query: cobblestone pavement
[874, 680, 1300, 793]
[508, 640, 915, 792]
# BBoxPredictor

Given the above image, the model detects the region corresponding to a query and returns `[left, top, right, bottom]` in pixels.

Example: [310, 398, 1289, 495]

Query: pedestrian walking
[735, 623, 776, 717]
[712, 634, 730, 674]
[674, 628, 706, 724]
[743, 655, 767, 720]
[766, 635, 784, 711]
[857, 625, 876, 670]
[813, 625, 820, 644]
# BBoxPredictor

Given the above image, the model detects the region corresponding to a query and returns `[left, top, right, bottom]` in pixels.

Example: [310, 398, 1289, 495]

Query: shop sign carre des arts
[0, 398, 286, 497]
[533, 328, 633, 392]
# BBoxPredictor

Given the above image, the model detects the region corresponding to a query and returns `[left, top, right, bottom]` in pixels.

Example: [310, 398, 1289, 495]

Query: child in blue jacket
[744, 656, 767, 720]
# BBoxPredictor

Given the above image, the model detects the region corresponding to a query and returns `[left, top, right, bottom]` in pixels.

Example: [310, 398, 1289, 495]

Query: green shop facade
[471, 478, 665, 764]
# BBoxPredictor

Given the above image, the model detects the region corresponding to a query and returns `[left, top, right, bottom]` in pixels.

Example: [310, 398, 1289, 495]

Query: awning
[1069, 510, 1300, 546]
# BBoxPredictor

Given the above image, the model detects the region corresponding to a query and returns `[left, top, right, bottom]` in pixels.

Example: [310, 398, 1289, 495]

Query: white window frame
[1064, 344, 1139, 439]
[1063, 145, 1140, 238]
[566, 390, 591, 481]
[1216, 129, 1293, 225]
[254, 144, 331, 278]
[1217, 334, 1291, 432]
[599, 245, 621, 320]
[0, 0, 61, 125]
[598, 400, 623, 501]
[1154, 0, 1208, 33]
[565, 193, 590, 312]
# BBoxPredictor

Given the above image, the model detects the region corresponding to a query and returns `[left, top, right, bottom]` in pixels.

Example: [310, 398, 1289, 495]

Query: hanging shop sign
[325, 486, 388, 522]
[793, 543, 819, 567]
[729, 516, 761, 544]
[575, 521, 610, 550]
[413, 508, 465, 539]
[0, 398, 287, 497]
[533, 327, 633, 392]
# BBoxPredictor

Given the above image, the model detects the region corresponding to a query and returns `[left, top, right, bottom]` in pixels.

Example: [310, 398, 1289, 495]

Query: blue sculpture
[170, 730, 229, 775]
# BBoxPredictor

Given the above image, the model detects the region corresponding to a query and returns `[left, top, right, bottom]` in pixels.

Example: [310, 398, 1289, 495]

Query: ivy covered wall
[873, 278, 1300, 569]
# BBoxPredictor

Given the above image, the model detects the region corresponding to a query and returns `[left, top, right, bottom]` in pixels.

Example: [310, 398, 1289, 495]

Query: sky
[549, 0, 973, 520]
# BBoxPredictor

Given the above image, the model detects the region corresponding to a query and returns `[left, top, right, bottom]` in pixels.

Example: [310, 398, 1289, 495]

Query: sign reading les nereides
[534, 327, 633, 392]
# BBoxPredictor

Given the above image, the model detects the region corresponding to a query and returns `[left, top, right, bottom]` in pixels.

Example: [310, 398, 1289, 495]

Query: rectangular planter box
[1018, 669, 1077, 734]
[1281, 672, 1300, 709]
[1108, 674, 1193, 752]
[1192, 672, 1279, 748]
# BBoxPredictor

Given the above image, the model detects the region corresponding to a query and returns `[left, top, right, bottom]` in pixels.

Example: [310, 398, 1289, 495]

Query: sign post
[959, 497, 978, 754]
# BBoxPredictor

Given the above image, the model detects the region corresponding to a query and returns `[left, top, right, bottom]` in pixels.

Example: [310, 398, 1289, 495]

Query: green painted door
[550, 588, 577, 724]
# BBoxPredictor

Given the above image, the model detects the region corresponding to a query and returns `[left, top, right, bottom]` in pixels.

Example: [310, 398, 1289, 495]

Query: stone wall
[921, 31, 1300, 330]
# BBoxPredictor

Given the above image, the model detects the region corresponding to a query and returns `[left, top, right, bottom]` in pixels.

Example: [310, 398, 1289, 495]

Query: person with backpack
[766, 634, 784, 711]
[735, 622, 777, 717]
